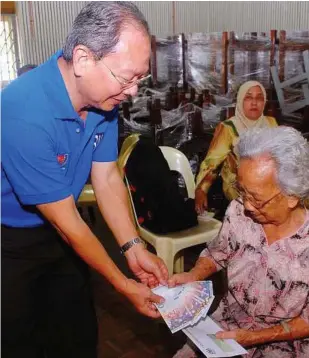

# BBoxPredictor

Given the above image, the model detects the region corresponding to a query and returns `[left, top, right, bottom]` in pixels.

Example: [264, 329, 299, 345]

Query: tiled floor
[82, 206, 204, 358]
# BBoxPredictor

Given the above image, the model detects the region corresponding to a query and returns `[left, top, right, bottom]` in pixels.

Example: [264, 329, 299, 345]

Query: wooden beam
[1, 1, 16, 14]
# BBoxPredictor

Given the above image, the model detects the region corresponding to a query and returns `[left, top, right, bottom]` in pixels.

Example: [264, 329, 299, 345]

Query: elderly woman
[170, 126, 309, 358]
[195, 81, 277, 214]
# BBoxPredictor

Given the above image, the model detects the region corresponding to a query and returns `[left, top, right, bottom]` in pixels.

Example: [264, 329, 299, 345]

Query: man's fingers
[167, 275, 178, 288]
[148, 276, 158, 289]
[149, 292, 164, 305]
[160, 261, 169, 282]
[142, 306, 161, 319]
[152, 262, 168, 286]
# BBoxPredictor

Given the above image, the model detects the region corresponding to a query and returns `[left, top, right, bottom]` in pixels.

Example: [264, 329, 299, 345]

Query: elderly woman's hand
[168, 272, 197, 288]
[216, 329, 257, 347]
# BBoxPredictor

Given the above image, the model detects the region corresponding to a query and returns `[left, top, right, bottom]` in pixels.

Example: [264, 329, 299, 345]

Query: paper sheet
[183, 316, 248, 357]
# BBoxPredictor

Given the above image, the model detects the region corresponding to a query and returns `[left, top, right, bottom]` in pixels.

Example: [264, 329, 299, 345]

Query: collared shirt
[1, 50, 118, 227]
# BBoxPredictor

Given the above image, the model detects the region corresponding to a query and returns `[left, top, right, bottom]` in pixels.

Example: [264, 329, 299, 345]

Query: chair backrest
[123, 145, 197, 231]
[117, 134, 141, 177]
[159, 146, 196, 199]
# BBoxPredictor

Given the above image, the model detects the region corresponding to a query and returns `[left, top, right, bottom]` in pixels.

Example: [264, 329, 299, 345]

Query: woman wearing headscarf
[195, 80, 278, 214]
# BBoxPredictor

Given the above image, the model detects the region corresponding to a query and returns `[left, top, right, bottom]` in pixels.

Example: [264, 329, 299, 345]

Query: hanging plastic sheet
[228, 32, 274, 97]
[276, 31, 309, 107]
[186, 32, 226, 94]
[278, 30, 309, 80]
[155, 35, 183, 88]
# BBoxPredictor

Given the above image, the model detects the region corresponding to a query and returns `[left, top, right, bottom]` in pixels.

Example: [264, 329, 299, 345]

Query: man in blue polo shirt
[1, 2, 168, 357]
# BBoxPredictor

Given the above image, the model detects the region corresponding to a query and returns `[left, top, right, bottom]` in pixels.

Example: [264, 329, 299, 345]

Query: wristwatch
[120, 237, 144, 255]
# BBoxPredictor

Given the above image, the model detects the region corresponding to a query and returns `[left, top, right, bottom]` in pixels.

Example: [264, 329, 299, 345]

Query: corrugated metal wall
[16, 1, 309, 65]
[16, 1, 87, 65]
[175, 1, 309, 33]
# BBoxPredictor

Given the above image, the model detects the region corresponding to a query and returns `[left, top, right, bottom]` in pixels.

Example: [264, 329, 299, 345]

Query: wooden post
[221, 32, 228, 95]
[279, 30, 286, 82]
[269, 30, 277, 100]
[181, 33, 187, 91]
[270, 29, 277, 67]
[229, 31, 236, 77]
[151, 35, 157, 87]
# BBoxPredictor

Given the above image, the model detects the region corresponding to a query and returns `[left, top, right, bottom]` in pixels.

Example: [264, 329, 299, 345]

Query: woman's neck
[263, 206, 307, 244]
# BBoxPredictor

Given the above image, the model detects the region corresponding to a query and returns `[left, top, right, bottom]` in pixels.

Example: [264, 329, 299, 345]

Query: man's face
[73, 25, 151, 111]
[236, 156, 288, 225]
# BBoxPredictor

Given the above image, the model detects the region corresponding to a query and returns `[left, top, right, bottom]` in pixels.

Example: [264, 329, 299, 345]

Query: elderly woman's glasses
[233, 183, 282, 210]
[102, 61, 151, 90]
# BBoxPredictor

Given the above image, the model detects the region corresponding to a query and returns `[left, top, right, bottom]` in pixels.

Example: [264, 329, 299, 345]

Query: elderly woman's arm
[217, 316, 309, 347]
[169, 204, 233, 287]
[254, 316, 309, 344]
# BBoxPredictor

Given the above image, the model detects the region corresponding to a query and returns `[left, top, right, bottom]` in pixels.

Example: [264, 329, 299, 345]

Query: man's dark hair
[62, 1, 150, 62]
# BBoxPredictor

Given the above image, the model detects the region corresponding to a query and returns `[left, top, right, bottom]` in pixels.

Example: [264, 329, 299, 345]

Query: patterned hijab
[232, 80, 268, 135]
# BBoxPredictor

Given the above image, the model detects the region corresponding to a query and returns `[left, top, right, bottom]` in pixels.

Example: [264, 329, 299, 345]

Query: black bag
[125, 137, 198, 234]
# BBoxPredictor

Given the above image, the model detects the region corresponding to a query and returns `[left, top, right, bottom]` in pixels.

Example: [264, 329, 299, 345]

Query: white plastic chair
[119, 142, 222, 275]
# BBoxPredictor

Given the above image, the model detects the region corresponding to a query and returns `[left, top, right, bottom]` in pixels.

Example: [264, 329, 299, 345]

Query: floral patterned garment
[175, 200, 309, 358]
[195, 116, 277, 201]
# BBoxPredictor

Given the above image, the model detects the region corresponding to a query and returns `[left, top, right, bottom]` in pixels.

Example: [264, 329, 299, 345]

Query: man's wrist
[120, 237, 145, 255]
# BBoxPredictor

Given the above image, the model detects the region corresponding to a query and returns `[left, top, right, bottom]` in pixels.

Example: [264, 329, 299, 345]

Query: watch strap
[120, 237, 144, 255]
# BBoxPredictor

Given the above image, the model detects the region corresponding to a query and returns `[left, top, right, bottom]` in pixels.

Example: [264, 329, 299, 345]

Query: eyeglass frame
[233, 182, 282, 211]
[101, 60, 151, 90]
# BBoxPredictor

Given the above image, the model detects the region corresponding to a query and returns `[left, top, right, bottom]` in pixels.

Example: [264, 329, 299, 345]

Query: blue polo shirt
[1, 50, 118, 227]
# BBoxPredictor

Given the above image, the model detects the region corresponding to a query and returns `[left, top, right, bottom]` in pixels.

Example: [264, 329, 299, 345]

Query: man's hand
[125, 244, 169, 288]
[168, 271, 197, 288]
[195, 188, 208, 214]
[121, 278, 164, 318]
[216, 329, 256, 347]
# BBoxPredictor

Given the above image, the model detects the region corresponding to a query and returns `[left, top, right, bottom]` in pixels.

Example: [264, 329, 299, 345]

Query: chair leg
[155, 242, 175, 276]
[88, 206, 96, 225]
[174, 251, 184, 273]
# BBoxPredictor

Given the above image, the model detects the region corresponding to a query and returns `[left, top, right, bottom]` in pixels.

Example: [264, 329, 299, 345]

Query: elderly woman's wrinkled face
[237, 156, 296, 225]
[242, 86, 265, 120]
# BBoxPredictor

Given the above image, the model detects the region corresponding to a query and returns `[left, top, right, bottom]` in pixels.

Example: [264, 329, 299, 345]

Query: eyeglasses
[233, 183, 282, 210]
[101, 61, 151, 90]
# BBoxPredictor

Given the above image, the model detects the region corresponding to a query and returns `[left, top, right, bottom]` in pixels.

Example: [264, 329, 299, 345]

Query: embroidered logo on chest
[57, 153, 69, 166]
[94, 133, 104, 149]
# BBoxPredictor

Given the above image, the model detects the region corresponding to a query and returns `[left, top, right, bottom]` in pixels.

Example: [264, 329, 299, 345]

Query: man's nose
[123, 84, 138, 98]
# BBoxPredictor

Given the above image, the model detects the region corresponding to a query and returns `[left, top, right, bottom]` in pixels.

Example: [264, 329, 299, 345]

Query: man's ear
[72, 45, 95, 77]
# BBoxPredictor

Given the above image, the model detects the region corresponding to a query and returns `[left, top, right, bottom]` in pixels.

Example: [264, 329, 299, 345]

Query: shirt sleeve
[92, 114, 118, 163]
[2, 119, 72, 205]
[196, 122, 232, 193]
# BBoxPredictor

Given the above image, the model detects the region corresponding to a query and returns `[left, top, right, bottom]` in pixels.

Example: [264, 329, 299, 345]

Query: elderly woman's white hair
[236, 126, 309, 201]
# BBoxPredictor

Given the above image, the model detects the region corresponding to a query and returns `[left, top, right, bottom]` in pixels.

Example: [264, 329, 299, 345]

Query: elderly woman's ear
[287, 196, 301, 209]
